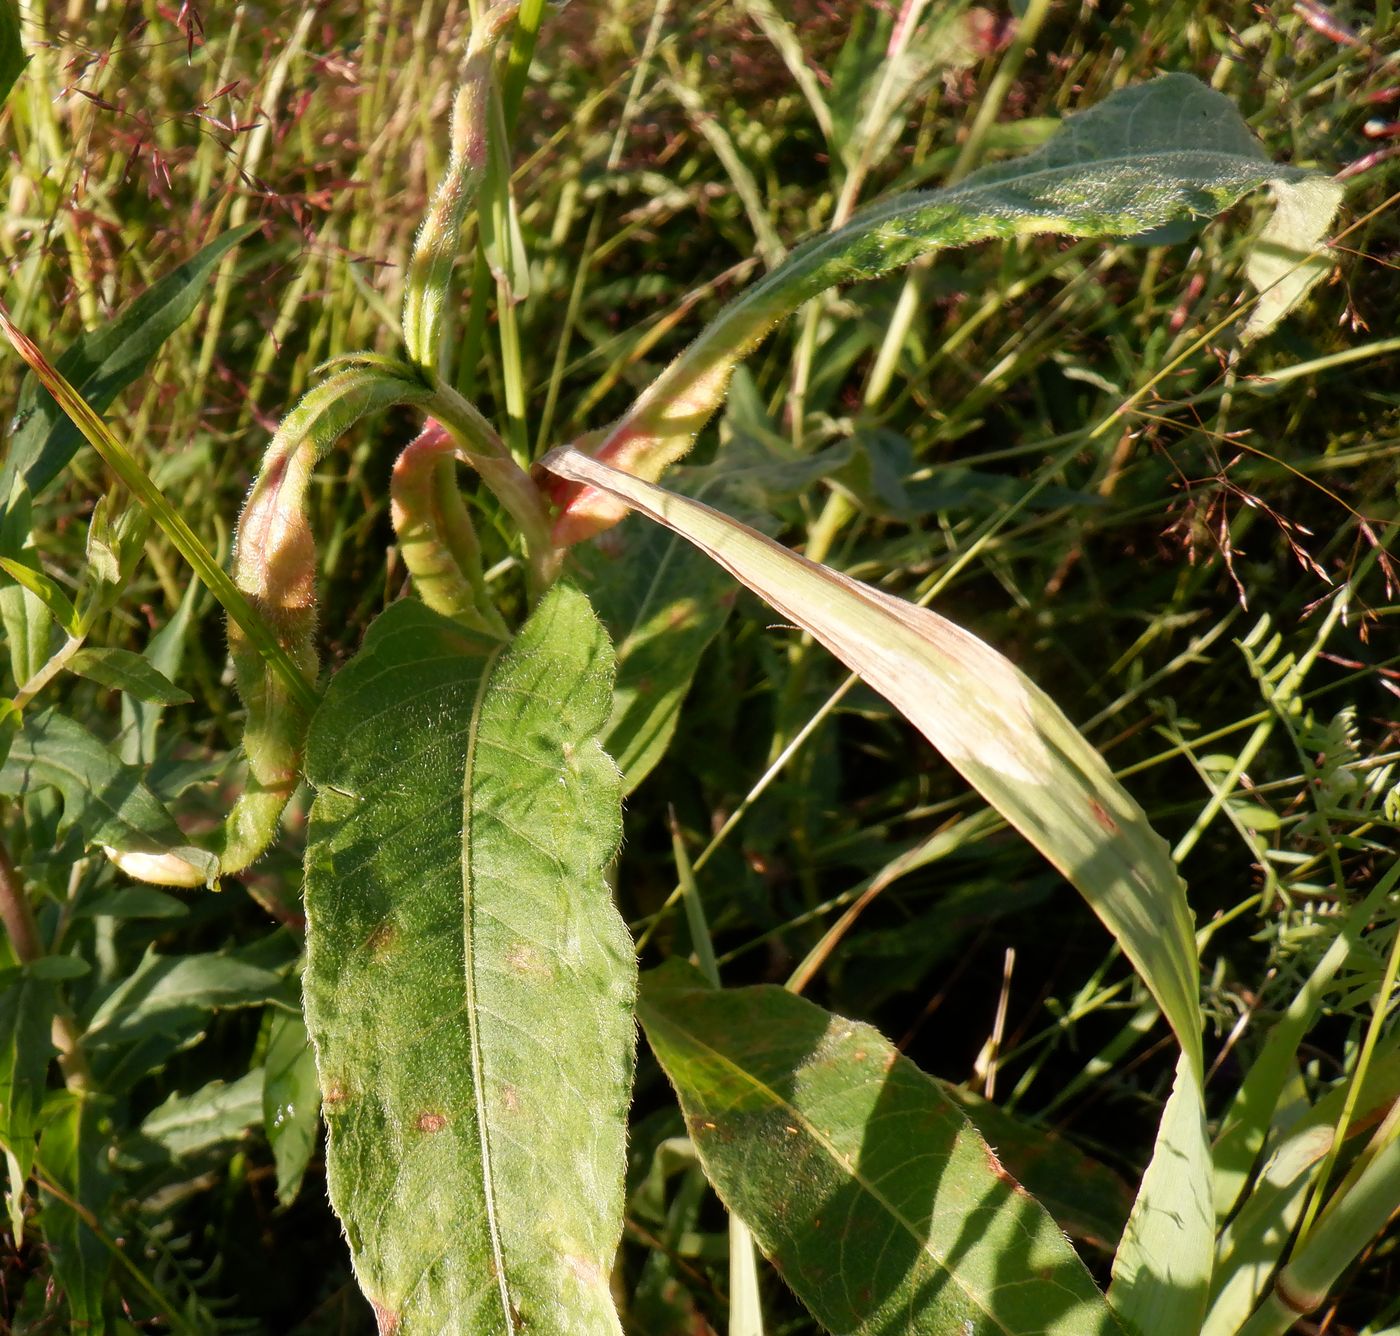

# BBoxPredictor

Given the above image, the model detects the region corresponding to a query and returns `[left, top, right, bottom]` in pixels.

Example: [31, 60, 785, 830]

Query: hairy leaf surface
[303, 587, 633, 1335]
[552, 73, 1334, 541]
[639, 963, 1126, 1335]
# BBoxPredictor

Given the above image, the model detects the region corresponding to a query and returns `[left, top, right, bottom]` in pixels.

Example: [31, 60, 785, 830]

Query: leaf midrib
[651, 1008, 1023, 1333]
[460, 640, 515, 1331]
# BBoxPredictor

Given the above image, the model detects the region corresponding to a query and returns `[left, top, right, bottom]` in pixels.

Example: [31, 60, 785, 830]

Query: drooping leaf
[551, 73, 1335, 542]
[0, 709, 218, 886]
[303, 587, 634, 1335]
[1108, 1056, 1214, 1333]
[262, 1007, 320, 1207]
[0, 556, 79, 634]
[639, 962, 1126, 1335]
[66, 647, 192, 705]
[0, 223, 260, 511]
[544, 447, 1203, 1079]
[1241, 175, 1345, 344]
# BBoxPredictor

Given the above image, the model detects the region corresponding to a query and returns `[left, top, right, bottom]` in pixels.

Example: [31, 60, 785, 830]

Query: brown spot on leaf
[371, 1299, 399, 1334]
[504, 943, 550, 978]
[1088, 799, 1118, 833]
[983, 1143, 1029, 1197]
[416, 1111, 448, 1133]
[500, 1083, 521, 1113]
[365, 919, 396, 956]
[322, 1080, 350, 1111]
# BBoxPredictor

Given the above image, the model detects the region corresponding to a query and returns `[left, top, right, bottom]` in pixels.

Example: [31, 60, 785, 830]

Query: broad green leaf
[551, 74, 1332, 542]
[0, 223, 259, 511]
[303, 587, 634, 1336]
[544, 447, 1203, 1079]
[83, 946, 287, 1049]
[37, 1092, 113, 1334]
[67, 647, 192, 705]
[0, 580, 54, 689]
[574, 516, 735, 793]
[1108, 1056, 1214, 1334]
[262, 1007, 320, 1207]
[0, 964, 56, 1243]
[638, 962, 1126, 1335]
[936, 1082, 1133, 1250]
[0, 709, 218, 886]
[137, 1070, 264, 1161]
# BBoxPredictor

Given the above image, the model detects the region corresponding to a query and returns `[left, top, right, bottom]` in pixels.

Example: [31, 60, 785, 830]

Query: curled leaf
[544, 445, 1202, 1076]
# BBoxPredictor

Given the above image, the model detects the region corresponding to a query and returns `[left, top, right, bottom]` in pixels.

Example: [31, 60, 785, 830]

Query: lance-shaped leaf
[0, 222, 259, 512]
[302, 587, 634, 1336]
[550, 73, 1335, 543]
[544, 447, 1202, 1077]
[639, 962, 1127, 1335]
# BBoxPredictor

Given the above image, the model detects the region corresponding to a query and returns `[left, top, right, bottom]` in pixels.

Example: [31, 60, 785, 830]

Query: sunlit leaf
[639, 962, 1126, 1335]
[544, 446, 1203, 1077]
[303, 587, 633, 1335]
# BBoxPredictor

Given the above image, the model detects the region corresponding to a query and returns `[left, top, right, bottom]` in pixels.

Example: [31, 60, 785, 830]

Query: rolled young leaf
[549, 73, 1337, 544]
[544, 446, 1203, 1078]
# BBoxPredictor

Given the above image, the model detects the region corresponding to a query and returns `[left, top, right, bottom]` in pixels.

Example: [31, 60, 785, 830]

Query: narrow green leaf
[551, 74, 1332, 542]
[0, 557, 78, 634]
[1107, 1056, 1214, 1333]
[639, 962, 1126, 1335]
[37, 1093, 113, 1334]
[0, 581, 55, 688]
[66, 647, 192, 705]
[262, 1007, 320, 1207]
[303, 587, 634, 1335]
[544, 447, 1203, 1078]
[0, 709, 217, 886]
[0, 223, 260, 509]
[0, 0, 25, 108]
[0, 965, 56, 1243]
[83, 946, 287, 1048]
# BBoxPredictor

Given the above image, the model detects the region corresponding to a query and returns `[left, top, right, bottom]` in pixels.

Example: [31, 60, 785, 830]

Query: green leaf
[936, 1082, 1133, 1251]
[66, 647, 192, 705]
[262, 1007, 319, 1207]
[574, 516, 735, 793]
[137, 1071, 264, 1161]
[83, 946, 287, 1049]
[0, 556, 78, 634]
[0, 0, 26, 107]
[0, 965, 57, 1243]
[37, 1092, 113, 1334]
[1108, 1056, 1214, 1333]
[1242, 175, 1345, 344]
[553, 73, 1332, 541]
[0, 709, 218, 886]
[0, 580, 55, 690]
[303, 587, 634, 1335]
[638, 962, 1126, 1335]
[0, 223, 260, 511]
[544, 448, 1203, 1079]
